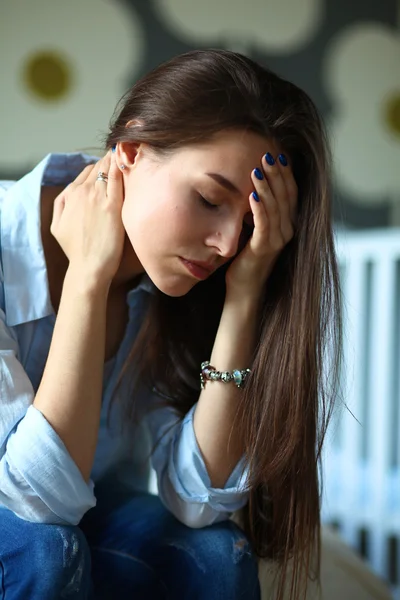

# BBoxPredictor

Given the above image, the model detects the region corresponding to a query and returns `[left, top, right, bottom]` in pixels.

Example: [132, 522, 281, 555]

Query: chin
[149, 272, 197, 297]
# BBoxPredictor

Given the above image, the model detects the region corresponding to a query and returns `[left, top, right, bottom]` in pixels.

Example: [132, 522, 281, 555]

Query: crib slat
[340, 255, 368, 546]
[322, 229, 400, 597]
[367, 257, 396, 573]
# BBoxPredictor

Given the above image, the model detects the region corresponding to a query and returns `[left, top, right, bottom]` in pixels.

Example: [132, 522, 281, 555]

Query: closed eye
[198, 193, 254, 235]
[198, 194, 219, 210]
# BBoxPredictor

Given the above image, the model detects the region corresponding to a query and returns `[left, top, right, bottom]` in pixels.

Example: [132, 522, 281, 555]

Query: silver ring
[96, 171, 108, 183]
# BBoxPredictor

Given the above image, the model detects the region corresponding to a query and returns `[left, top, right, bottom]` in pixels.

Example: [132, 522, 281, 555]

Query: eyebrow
[205, 172, 241, 196]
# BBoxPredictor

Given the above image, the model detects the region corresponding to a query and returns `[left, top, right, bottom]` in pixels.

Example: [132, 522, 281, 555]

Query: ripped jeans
[0, 480, 261, 599]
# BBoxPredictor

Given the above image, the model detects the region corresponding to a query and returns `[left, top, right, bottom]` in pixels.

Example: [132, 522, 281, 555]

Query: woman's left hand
[225, 152, 298, 299]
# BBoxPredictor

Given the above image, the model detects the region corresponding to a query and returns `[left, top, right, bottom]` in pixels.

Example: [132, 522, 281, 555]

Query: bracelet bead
[221, 371, 233, 383]
[200, 361, 251, 389]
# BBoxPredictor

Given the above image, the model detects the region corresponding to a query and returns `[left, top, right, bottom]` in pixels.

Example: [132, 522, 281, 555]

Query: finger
[87, 151, 112, 184]
[63, 164, 96, 192]
[272, 157, 295, 242]
[50, 191, 66, 233]
[106, 146, 123, 204]
[260, 154, 289, 243]
[276, 154, 298, 226]
[251, 166, 283, 252]
[248, 190, 270, 254]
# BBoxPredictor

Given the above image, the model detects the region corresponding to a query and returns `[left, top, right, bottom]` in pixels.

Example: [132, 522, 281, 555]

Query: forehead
[174, 129, 281, 170]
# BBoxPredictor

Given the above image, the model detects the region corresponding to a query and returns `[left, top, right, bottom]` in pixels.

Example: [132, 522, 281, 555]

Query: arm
[194, 150, 298, 488]
[193, 292, 261, 488]
[146, 297, 259, 528]
[34, 150, 125, 482]
[147, 400, 250, 529]
[0, 151, 126, 523]
[0, 306, 96, 524]
[33, 271, 109, 481]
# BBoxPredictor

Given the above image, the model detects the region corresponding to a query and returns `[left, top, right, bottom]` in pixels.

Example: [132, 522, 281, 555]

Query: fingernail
[265, 152, 275, 166]
[278, 153, 288, 166]
[111, 144, 116, 153]
[252, 191, 260, 202]
[254, 168, 263, 180]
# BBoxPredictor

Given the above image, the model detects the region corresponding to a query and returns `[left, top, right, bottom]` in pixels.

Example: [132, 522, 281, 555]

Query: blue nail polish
[254, 168, 263, 180]
[111, 144, 116, 152]
[265, 152, 275, 166]
[252, 191, 259, 202]
[278, 153, 288, 166]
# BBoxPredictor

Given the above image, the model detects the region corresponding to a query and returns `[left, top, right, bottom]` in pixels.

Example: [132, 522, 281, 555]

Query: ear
[117, 141, 143, 170]
[116, 118, 145, 170]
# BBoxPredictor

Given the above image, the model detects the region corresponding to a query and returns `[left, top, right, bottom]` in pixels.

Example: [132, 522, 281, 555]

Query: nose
[206, 218, 243, 259]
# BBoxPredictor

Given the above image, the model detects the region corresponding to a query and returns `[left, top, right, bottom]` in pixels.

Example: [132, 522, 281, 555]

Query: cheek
[121, 177, 157, 239]
[121, 196, 190, 260]
[165, 205, 198, 241]
[128, 196, 193, 237]
[120, 200, 156, 268]
[121, 163, 203, 258]
[121, 199, 139, 243]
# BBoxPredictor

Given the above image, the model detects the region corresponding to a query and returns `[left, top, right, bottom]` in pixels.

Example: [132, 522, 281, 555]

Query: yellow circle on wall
[384, 91, 400, 139]
[22, 50, 73, 101]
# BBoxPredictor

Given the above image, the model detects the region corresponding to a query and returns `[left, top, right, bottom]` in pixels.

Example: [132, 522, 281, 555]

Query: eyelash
[199, 194, 254, 232]
[198, 195, 219, 210]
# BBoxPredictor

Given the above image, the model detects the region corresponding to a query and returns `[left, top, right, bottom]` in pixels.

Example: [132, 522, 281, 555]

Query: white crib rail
[322, 228, 400, 598]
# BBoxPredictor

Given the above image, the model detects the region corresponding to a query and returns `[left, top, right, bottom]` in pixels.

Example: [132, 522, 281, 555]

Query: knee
[38, 524, 91, 595]
[208, 522, 260, 597]
[167, 520, 260, 597]
[1, 517, 91, 598]
[205, 522, 259, 580]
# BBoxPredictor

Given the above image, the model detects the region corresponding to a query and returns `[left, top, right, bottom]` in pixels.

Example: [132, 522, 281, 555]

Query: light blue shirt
[0, 152, 249, 528]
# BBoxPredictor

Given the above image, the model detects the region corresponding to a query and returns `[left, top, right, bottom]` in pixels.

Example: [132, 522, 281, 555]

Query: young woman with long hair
[0, 49, 342, 599]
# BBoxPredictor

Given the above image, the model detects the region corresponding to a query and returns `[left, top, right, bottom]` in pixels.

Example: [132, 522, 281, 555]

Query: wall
[1, 0, 398, 227]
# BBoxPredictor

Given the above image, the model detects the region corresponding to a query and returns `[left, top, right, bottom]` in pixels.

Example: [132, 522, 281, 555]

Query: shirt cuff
[4, 405, 96, 524]
[166, 405, 250, 512]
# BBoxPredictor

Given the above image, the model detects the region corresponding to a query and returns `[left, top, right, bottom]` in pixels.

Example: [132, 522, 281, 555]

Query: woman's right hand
[50, 150, 125, 289]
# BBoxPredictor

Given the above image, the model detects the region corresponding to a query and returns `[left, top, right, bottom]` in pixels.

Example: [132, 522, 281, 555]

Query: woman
[0, 49, 342, 599]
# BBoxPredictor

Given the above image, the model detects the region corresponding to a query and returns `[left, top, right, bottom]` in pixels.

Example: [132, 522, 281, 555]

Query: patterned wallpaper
[1, 0, 399, 228]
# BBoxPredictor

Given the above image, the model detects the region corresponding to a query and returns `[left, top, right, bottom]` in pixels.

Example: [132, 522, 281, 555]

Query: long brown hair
[105, 49, 343, 600]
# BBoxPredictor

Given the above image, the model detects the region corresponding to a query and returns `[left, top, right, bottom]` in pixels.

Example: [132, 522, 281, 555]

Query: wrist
[200, 361, 251, 389]
[64, 265, 111, 298]
[222, 292, 263, 324]
[210, 295, 261, 372]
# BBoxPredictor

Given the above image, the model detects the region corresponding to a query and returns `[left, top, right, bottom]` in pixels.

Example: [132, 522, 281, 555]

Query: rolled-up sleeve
[0, 314, 96, 525]
[147, 401, 250, 528]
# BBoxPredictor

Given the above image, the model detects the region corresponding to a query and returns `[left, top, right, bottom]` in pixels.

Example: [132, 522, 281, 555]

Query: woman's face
[119, 129, 279, 296]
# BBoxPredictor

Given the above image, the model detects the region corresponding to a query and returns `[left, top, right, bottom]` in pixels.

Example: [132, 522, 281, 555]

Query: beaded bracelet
[200, 361, 251, 390]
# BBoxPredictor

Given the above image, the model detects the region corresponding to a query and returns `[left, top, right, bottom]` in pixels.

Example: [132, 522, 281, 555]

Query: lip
[180, 258, 214, 280]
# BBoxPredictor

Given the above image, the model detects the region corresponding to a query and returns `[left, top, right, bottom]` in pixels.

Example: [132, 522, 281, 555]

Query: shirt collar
[1, 152, 100, 326]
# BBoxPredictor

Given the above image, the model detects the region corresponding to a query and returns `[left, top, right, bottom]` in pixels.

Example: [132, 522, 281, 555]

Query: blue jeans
[0, 480, 261, 599]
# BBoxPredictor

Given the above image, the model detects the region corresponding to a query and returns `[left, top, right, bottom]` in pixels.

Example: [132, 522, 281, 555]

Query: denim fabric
[0, 480, 260, 599]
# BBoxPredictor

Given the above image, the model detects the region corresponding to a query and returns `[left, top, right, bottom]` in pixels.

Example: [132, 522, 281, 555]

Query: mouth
[179, 258, 214, 280]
